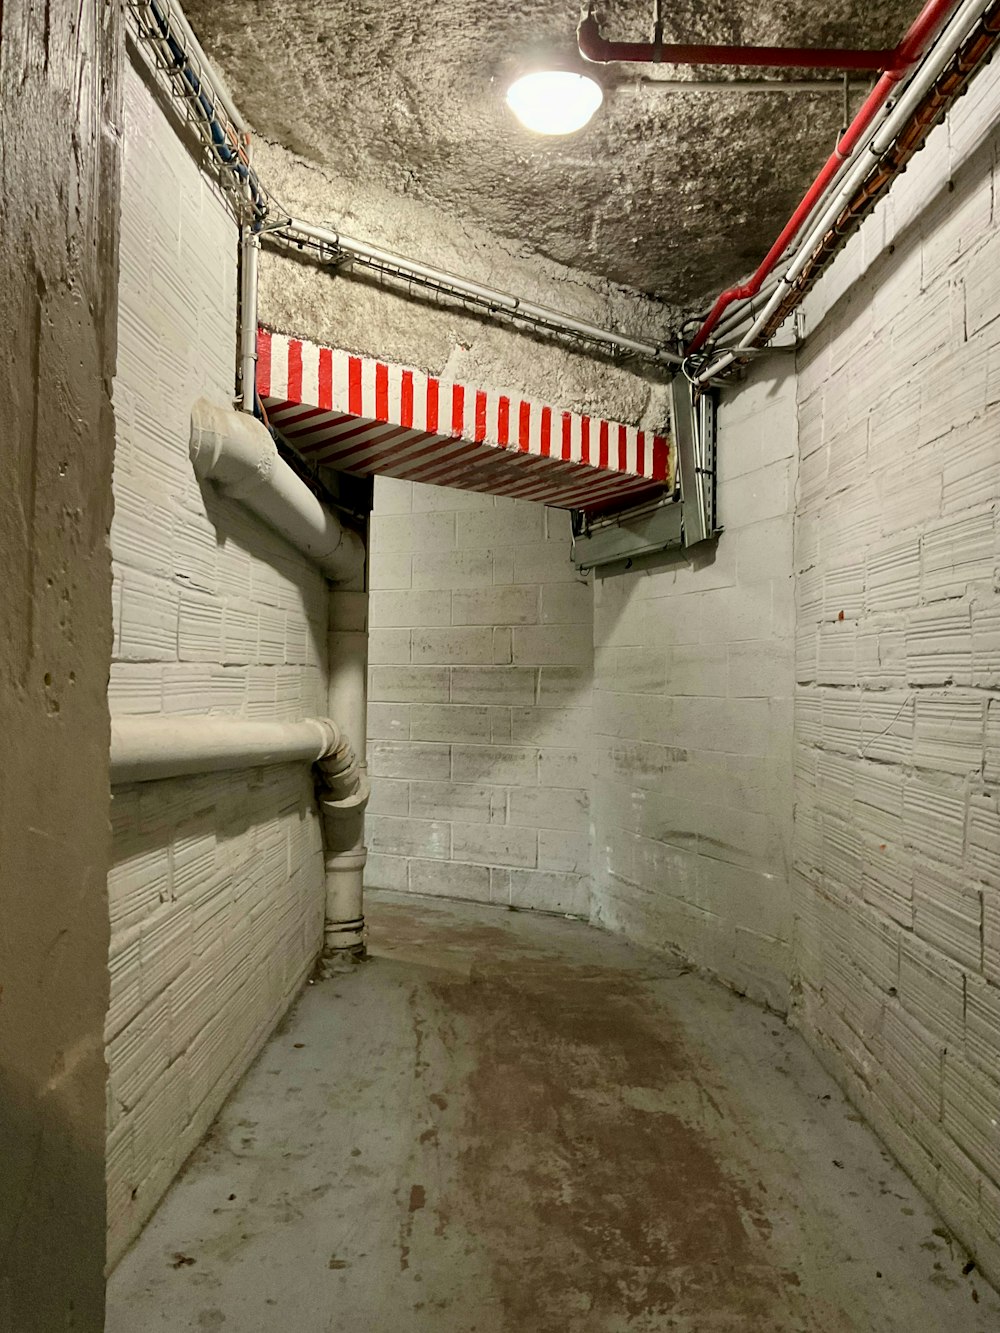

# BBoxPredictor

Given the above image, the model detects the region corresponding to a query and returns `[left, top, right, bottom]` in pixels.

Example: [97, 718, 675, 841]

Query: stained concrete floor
[107, 892, 1000, 1333]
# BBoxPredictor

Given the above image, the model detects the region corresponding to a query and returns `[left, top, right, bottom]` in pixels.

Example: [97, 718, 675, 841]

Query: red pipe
[682, 0, 959, 354]
[578, 16, 901, 70]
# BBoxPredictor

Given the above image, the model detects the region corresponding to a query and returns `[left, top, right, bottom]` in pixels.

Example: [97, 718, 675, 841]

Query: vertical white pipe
[322, 550, 371, 959]
[239, 226, 259, 413]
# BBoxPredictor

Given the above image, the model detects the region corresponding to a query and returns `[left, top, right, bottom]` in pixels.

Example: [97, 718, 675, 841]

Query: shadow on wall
[0, 1058, 108, 1331]
[199, 485, 329, 687]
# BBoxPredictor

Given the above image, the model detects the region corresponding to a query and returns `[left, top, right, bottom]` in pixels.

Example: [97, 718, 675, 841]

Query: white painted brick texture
[792, 78, 1000, 1288]
[107, 63, 328, 1265]
[365, 478, 592, 916]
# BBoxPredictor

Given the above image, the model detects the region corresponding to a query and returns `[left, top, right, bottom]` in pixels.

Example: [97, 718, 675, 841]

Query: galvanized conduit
[695, 0, 997, 382]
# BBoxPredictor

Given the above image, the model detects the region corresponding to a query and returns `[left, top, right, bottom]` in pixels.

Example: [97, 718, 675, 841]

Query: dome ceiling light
[505, 70, 604, 136]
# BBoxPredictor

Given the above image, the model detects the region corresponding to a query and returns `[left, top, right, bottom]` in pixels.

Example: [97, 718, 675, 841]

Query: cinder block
[410, 482, 490, 513]
[369, 740, 451, 782]
[451, 822, 537, 869]
[367, 777, 409, 817]
[538, 828, 589, 873]
[451, 744, 537, 785]
[513, 623, 592, 666]
[538, 747, 593, 789]
[509, 870, 589, 916]
[372, 474, 413, 515]
[370, 589, 452, 628]
[511, 706, 590, 748]
[367, 814, 450, 860]
[368, 550, 412, 591]
[364, 852, 409, 892]
[409, 781, 491, 824]
[408, 858, 491, 902]
[615, 645, 668, 694]
[452, 585, 538, 626]
[412, 626, 495, 665]
[540, 581, 592, 624]
[451, 666, 536, 706]
[456, 505, 545, 549]
[410, 704, 491, 743]
[369, 665, 450, 704]
[411, 548, 494, 592]
[508, 786, 588, 832]
[512, 540, 579, 585]
[373, 511, 455, 554]
[368, 628, 411, 666]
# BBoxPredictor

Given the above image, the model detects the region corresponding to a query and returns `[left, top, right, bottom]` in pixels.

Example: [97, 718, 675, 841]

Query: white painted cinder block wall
[589, 365, 797, 1011]
[106, 63, 328, 1265]
[365, 477, 593, 915]
[788, 67, 1000, 1284]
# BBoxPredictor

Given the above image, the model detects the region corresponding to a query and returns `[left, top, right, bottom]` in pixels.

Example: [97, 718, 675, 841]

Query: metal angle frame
[571, 383, 719, 572]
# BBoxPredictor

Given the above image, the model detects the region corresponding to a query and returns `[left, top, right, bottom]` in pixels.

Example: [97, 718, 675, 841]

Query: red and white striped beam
[257, 329, 672, 512]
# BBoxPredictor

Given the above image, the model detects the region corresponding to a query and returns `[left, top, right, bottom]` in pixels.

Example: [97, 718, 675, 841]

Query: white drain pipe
[323, 584, 371, 960]
[110, 716, 340, 785]
[190, 398, 365, 583]
[110, 714, 370, 962]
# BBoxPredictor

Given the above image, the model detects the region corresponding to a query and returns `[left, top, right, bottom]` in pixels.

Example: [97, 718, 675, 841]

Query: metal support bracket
[571, 380, 719, 573]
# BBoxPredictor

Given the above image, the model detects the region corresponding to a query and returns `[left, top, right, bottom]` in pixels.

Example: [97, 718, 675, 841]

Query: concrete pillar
[0, 1, 123, 1328]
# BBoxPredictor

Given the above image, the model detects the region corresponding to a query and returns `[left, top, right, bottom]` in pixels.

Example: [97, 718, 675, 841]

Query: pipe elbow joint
[190, 396, 276, 497]
[577, 13, 606, 61]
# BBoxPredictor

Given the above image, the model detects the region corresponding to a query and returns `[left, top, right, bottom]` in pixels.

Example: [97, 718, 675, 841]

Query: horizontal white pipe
[190, 399, 365, 582]
[283, 218, 683, 367]
[110, 716, 340, 784]
[698, 0, 988, 381]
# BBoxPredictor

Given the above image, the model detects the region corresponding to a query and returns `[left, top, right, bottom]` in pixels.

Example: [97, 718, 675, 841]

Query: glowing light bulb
[505, 70, 603, 136]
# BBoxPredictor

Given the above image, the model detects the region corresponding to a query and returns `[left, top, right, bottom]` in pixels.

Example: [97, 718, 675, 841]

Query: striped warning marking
[258, 329, 671, 512]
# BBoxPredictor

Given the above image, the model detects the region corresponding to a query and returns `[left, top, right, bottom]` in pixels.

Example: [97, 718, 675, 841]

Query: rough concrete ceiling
[185, 0, 920, 309]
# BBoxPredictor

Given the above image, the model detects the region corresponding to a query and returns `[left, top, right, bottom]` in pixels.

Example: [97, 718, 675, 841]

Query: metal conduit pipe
[190, 398, 365, 582]
[279, 218, 684, 368]
[684, 0, 961, 354]
[695, 0, 990, 382]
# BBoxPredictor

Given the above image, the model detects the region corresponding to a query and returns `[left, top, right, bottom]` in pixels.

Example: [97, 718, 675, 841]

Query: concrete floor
[107, 893, 1000, 1332]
